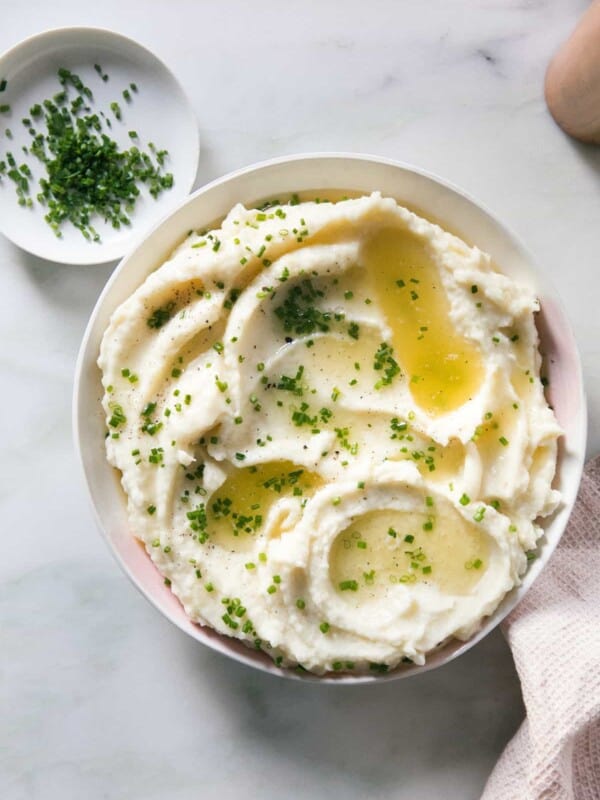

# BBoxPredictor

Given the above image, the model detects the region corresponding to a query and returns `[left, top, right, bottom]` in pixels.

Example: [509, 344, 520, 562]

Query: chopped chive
[473, 507, 486, 523]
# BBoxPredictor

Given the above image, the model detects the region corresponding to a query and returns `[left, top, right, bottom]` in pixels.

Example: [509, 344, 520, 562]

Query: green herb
[141, 402, 156, 417]
[369, 663, 388, 674]
[296, 598, 306, 610]
[373, 342, 401, 389]
[291, 402, 317, 427]
[473, 507, 486, 523]
[319, 621, 330, 634]
[148, 447, 164, 464]
[347, 322, 360, 340]
[4, 68, 173, 241]
[277, 365, 305, 395]
[390, 417, 408, 439]
[339, 580, 359, 591]
[187, 503, 208, 542]
[108, 402, 126, 428]
[147, 301, 175, 329]
[274, 279, 334, 335]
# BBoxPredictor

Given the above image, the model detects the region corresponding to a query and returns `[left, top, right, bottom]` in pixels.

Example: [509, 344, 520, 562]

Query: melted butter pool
[362, 227, 484, 415]
[207, 461, 321, 552]
[329, 503, 489, 599]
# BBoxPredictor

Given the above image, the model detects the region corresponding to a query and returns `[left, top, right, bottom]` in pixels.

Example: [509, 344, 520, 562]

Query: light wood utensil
[545, 0, 600, 143]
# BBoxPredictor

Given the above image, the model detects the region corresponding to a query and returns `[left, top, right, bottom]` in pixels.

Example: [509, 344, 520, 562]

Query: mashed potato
[99, 193, 561, 674]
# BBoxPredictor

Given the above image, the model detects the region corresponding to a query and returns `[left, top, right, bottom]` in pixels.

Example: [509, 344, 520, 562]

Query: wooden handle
[545, 0, 600, 143]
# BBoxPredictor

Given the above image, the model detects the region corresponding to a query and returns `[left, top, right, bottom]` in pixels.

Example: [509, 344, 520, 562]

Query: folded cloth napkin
[481, 455, 600, 800]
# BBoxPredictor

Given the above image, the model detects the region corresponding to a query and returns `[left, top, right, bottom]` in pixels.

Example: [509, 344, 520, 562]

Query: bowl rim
[73, 151, 587, 683]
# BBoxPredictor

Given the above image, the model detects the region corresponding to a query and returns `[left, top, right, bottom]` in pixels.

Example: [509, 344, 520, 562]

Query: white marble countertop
[1, 2, 598, 798]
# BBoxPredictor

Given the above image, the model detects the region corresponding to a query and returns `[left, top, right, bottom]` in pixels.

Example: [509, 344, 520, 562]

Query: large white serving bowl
[73, 153, 587, 683]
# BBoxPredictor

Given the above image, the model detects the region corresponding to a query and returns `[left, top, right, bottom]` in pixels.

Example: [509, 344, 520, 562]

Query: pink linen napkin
[481, 455, 600, 800]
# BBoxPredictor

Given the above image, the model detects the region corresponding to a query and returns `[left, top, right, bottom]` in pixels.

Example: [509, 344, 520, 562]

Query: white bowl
[73, 153, 587, 683]
[0, 27, 199, 264]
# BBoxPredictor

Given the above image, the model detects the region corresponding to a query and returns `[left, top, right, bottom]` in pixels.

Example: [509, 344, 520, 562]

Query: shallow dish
[0, 27, 199, 265]
[74, 153, 586, 682]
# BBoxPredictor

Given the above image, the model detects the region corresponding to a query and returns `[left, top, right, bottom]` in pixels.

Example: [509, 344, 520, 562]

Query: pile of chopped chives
[0, 67, 174, 242]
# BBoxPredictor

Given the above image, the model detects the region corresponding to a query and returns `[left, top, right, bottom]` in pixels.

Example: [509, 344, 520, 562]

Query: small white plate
[0, 27, 199, 265]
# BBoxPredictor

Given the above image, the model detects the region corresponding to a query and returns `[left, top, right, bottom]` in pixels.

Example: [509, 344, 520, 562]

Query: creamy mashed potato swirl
[99, 193, 561, 674]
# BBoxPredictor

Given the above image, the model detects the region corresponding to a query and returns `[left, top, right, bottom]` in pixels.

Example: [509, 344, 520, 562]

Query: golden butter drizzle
[363, 227, 485, 415]
[329, 503, 489, 599]
[207, 461, 322, 552]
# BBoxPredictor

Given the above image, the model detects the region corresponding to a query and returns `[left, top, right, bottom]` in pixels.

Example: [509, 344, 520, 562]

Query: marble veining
[1, 1, 598, 798]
